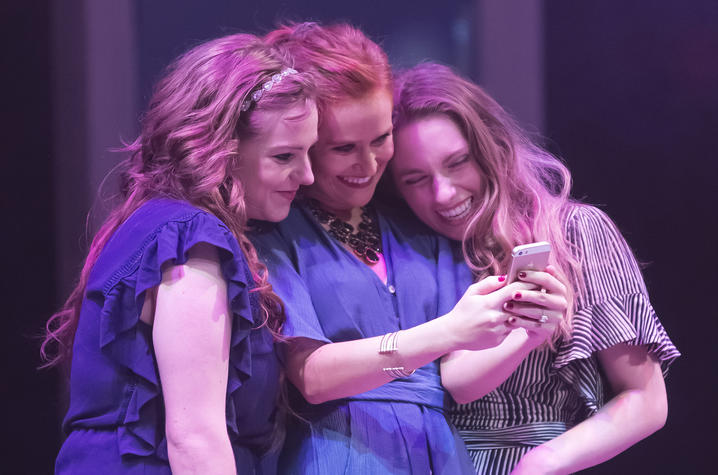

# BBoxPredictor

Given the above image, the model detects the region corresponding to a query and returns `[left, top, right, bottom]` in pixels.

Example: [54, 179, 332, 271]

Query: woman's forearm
[518, 384, 666, 474]
[513, 346, 667, 474]
[441, 329, 537, 404]
[442, 269, 567, 404]
[167, 428, 236, 474]
[290, 313, 459, 404]
[289, 279, 538, 404]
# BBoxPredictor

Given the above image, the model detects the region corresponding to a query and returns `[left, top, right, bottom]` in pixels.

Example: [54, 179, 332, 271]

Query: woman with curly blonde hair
[390, 62, 680, 474]
[42, 33, 317, 474]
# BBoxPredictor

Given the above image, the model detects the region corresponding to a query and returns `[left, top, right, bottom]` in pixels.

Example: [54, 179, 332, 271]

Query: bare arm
[510, 206, 672, 474]
[441, 329, 538, 404]
[286, 318, 455, 404]
[285, 280, 535, 405]
[441, 269, 567, 404]
[512, 343, 667, 475]
[153, 243, 236, 474]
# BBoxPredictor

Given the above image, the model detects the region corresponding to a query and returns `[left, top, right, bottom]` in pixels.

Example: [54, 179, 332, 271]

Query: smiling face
[306, 89, 394, 214]
[392, 114, 485, 241]
[237, 102, 318, 222]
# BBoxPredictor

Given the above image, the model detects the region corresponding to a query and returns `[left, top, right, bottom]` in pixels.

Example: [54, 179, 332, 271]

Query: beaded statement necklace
[308, 200, 382, 264]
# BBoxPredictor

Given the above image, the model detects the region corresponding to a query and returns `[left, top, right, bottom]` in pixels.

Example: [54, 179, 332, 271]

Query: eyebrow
[267, 144, 310, 152]
[325, 128, 392, 146]
[394, 149, 469, 176]
[441, 148, 469, 164]
[393, 166, 424, 177]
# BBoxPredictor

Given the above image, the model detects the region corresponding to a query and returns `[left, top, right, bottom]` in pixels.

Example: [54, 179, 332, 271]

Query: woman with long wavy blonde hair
[390, 62, 680, 474]
[42, 33, 317, 474]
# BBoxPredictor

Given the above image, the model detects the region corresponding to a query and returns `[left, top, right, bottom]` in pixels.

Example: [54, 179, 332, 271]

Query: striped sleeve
[553, 205, 680, 373]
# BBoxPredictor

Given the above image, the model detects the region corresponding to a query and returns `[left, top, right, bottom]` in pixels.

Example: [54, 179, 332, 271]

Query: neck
[307, 199, 382, 266]
[306, 198, 360, 223]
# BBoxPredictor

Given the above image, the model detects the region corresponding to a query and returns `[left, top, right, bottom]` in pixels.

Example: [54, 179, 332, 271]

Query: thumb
[468, 274, 507, 296]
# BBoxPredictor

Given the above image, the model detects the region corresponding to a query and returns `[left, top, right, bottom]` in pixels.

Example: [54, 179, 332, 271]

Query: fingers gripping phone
[506, 241, 552, 283]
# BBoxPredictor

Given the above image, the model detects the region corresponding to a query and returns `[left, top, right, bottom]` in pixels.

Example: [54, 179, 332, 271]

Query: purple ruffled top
[56, 199, 280, 474]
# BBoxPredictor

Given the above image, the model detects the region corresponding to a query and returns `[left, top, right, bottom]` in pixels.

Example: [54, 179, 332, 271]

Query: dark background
[3, 0, 716, 473]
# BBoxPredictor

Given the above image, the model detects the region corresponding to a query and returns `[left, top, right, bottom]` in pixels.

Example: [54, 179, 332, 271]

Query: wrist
[506, 328, 538, 353]
[435, 311, 464, 353]
[518, 444, 564, 474]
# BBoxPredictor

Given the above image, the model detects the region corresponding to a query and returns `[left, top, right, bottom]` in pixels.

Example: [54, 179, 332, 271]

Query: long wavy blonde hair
[393, 63, 582, 340]
[41, 33, 315, 366]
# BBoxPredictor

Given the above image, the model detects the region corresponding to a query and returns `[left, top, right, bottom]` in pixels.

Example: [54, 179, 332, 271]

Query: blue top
[56, 199, 281, 475]
[251, 202, 474, 475]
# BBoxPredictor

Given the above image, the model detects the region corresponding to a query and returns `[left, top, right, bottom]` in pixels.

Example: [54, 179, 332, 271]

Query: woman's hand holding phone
[446, 276, 542, 351]
[504, 266, 567, 342]
[447, 241, 569, 351]
[502, 242, 569, 342]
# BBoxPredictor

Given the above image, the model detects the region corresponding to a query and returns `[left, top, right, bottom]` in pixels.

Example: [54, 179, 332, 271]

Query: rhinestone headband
[240, 68, 298, 112]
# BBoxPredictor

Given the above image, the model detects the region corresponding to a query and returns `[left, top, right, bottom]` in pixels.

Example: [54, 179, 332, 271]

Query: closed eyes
[447, 154, 470, 168]
[403, 174, 428, 186]
[272, 153, 293, 162]
[371, 133, 391, 146]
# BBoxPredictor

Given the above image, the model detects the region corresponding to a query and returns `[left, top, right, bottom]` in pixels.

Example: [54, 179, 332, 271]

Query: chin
[355, 196, 373, 208]
[269, 210, 291, 222]
[353, 190, 377, 207]
[333, 195, 370, 211]
[255, 207, 290, 223]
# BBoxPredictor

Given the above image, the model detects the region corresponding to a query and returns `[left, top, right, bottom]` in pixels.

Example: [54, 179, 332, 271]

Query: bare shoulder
[160, 242, 223, 281]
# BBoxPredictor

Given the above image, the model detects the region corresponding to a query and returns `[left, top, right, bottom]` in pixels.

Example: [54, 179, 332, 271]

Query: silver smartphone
[506, 241, 552, 282]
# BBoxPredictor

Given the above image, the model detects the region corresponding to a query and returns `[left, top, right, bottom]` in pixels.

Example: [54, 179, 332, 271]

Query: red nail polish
[514, 292, 522, 299]
[498, 275, 506, 282]
[505, 301, 513, 309]
[518, 271, 527, 279]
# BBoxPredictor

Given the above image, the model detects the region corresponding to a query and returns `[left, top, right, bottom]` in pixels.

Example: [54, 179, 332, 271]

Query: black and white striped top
[450, 204, 680, 474]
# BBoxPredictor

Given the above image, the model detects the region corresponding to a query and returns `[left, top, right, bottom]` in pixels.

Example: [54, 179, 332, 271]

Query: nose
[294, 154, 314, 186]
[433, 175, 456, 204]
[355, 148, 378, 176]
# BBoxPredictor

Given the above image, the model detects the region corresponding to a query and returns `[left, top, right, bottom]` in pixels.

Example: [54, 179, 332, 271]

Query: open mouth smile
[436, 197, 473, 221]
[338, 175, 373, 188]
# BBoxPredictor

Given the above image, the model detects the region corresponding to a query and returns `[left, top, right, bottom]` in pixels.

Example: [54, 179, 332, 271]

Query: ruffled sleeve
[553, 205, 680, 373]
[98, 207, 259, 461]
[250, 221, 331, 345]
